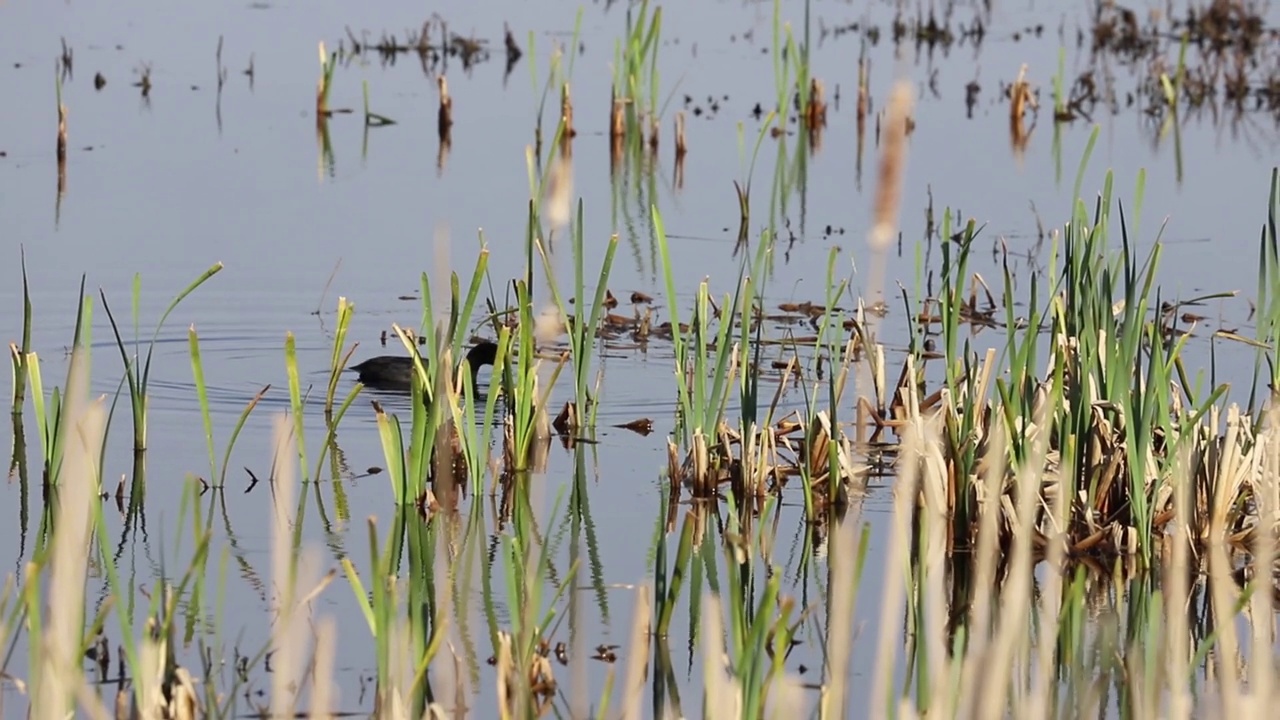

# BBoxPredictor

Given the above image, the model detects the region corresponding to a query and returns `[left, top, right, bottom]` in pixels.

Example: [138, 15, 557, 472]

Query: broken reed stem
[691, 431, 709, 497]
[674, 111, 687, 159]
[805, 77, 827, 130]
[560, 83, 577, 139]
[1009, 64, 1034, 156]
[438, 74, 453, 141]
[56, 98, 68, 203]
[1010, 63, 1032, 123]
[857, 57, 870, 124]
[56, 104, 67, 163]
[805, 77, 827, 152]
[609, 86, 625, 142]
[315, 41, 329, 121]
[56, 64, 68, 165]
[666, 440, 682, 500]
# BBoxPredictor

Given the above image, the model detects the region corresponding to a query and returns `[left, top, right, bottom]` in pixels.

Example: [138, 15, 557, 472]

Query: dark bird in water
[349, 341, 499, 393]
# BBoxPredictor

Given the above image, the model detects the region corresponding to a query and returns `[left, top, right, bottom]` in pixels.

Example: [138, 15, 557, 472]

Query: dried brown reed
[542, 148, 573, 232]
[1009, 64, 1035, 158]
[56, 102, 67, 214]
[16, 338, 1280, 720]
[805, 77, 827, 130]
[559, 83, 576, 140]
[609, 88, 625, 144]
[617, 588, 651, 719]
[857, 391, 1280, 718]
[309, 618, 337, 720]
[36, 350, 104, 720]
[55, 106, 67, 164]
[870, 81, 912, 254]
[437, 75, 453, 142]
[858, 79, 913, 452]
[268, 415, 328, 718]
[674, 111, 687, 160]
[857, 57, 870, 124]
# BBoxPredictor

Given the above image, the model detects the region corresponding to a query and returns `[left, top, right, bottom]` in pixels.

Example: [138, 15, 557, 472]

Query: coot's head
[459, 340, 501, 389]
[463, 340, 499, 370]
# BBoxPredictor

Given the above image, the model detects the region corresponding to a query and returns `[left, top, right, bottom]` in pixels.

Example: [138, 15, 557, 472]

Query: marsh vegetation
[3, 1, 1280, 719]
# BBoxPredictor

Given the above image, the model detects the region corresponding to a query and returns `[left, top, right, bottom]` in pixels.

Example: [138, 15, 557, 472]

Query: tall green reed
[611, 1, 663, 146]
[19, 328, 228, 717]
[733, 229, 783, 499]
[536, 200, 618, 431]
[448, 326, 511, 492]
[923, 134, 1238, 562]
[372, 251, 492, 504]
[342, 510, 448, 715]
[283, 330, 309, 483]
[653, 207, 736, 491]
[188, 326, 270, 488]
[733, 115, 778, 244]
[9, 249, 33, 420]
[527, 9, 583, 157]
[100, 263, 222, 455]
[1249, 168, 1280, 413]
[695, 495, 806, 718]
[935, 214, 987, 541]
[504, 278, 564, 472]
[25, 276, 93, 488]
[492, 489, 580, 718]
[1054, 166, 1168, 563]
[769, 0, 813, 134]
[997, 142, 1232, 563]
[654, 491, 698, 638]
[314, 296, 364, 485]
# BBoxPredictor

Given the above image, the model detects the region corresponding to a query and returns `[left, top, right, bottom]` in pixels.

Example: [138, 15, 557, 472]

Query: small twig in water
[313, 259, 343, 315]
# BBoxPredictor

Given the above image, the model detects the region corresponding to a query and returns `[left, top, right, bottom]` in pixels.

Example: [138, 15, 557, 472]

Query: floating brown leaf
[617, 417, 654, 436]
